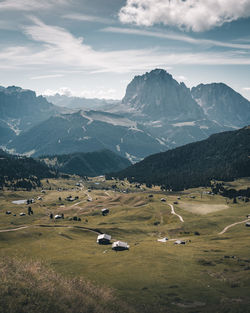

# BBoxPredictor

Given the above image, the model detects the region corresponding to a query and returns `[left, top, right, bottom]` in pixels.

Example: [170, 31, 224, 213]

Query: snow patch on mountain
[23, 149, 36, 157]
[3, 119, 21, 135]
[86, 111, 137, 128]
[173, 121, 196, 127]
[116, 145, 121, 152]
[125, 152, 141, 163]
[156, 138, 166, 146]
[128, 126, 143, 132]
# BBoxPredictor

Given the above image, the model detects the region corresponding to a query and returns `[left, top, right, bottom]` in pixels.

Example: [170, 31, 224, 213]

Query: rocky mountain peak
[122, 68, 202, 121]
[191, 82, 250, 127]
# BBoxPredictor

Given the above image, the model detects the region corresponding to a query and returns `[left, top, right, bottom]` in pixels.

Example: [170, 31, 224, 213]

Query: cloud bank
[1, 17, 250, 76]
[119, 0, 250, 32]
[0, 0, 69, 11]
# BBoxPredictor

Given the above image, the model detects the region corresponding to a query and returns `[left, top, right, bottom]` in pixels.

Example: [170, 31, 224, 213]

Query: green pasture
[0, 177, 250, 313]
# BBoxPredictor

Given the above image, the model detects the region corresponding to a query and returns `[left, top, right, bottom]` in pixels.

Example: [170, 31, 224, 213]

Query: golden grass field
[0, 177, 250, 313]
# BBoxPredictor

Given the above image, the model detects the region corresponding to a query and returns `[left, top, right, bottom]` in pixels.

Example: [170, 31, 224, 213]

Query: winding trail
[84, 191, 93, 201]
[168, 204, 184, 223]
[0, 224, 102, 235]
[0, 226, 29, 233]
[70, 200, 85, 208]
[218, 219, 249, 235]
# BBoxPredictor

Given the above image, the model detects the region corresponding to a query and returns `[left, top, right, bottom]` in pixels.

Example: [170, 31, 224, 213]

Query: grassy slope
[0, 177, 250, 313]
[0, 257, 133, 313]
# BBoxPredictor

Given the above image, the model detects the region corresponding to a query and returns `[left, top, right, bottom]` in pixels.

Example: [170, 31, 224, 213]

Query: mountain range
[0, 86, 60, 143]
[109, 126, 250, 191]
[45, 93, 118, 110]
[1, 69, 249, 161]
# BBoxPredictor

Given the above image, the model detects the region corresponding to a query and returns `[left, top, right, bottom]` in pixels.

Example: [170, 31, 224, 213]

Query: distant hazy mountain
[191, 83, 250, 128]
[0, 149, 57, 189]
[110, 126, 250, 190]
[40, 149, 131, 177]
[8, 110, 164, 161]
[0, 86, 59, 144]
[46, 94, 119, 110]
[2, 70, 250, 161]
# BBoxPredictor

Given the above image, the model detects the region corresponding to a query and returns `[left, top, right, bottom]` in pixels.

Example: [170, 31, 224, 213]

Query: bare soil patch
[178, 202, 228, 215]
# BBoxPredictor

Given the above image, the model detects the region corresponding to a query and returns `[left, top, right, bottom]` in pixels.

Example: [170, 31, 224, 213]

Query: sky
[0, 0, 250, 100]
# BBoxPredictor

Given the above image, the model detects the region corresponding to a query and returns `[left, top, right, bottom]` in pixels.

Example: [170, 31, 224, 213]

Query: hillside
[109, 126, 250, 190]
[40, 149, 131, 177]
[0, 257, 132, 313]
[1, 175, 250, 313]
[0, 149, 57, 189]
[8, 110, 164, 161]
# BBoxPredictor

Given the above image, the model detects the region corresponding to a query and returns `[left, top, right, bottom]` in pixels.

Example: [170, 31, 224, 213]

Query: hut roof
[112, 241, 129, 248]
[97, 234, 111, 241]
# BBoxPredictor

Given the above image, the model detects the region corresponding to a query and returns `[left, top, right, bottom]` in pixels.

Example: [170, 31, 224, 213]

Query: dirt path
[84, 192, 93, 201]
[0, 226, 29, 233]
[70, 200, 85, 208]
[168, 204, 184, 222]
[0, 224, 102, 234]
[218, 219, 249, 235]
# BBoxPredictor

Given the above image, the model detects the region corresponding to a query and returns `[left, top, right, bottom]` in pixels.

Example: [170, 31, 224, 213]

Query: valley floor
[0, 177, 250, 313]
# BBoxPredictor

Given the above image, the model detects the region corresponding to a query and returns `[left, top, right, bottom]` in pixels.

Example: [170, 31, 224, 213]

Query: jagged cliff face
[122, 69, 203, 121]
[0, 86, 53, 119]
[0, 86, 59, 139]
[191, 83, 250, 128]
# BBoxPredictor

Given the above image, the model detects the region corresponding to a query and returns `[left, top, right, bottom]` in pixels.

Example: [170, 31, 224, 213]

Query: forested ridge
[108, 126, 250, 191]
[0, 149, 57, 189]
[39, 149, 131, 177]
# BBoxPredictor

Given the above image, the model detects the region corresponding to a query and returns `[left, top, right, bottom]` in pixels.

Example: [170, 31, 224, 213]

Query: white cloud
[63, 13, 114, 24]
[242, 87, 250, 91]
[80, 88, 117, 99]
[0, 0, 69, 11]
[177, 75, 187, 81]
[119, 0, 250, 32]
[0, 17, 250, 76]
[41, 87, 117, 99]
[30, 74, 64, 80]
[103, 27, 250, 50]
[42, 87, 73, 96]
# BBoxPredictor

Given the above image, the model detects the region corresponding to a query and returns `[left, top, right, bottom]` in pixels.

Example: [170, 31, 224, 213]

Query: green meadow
[0, 177, 250, 313]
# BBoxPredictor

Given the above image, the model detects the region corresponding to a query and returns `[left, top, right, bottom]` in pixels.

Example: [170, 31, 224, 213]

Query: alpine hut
[102, 208, 109, 216]
[97, 234, 111, 245]
[112, 241, 130, 251]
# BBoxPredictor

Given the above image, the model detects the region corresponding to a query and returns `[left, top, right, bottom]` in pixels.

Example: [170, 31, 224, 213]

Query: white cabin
[97, 234, 111, 244]
[112, 241, 130, 251]
[101, 208, 109, 215]
[174, 240, 186, 245]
